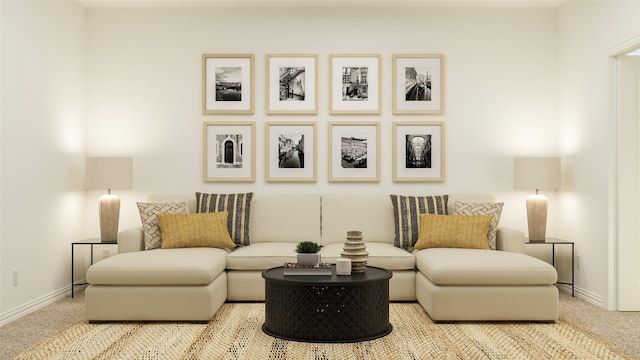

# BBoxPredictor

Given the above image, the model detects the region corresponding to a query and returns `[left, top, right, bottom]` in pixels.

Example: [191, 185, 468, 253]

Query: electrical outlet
[577, 255, 582, 269]
[13, 269, 18, 286]
[102, 248, 111, 259]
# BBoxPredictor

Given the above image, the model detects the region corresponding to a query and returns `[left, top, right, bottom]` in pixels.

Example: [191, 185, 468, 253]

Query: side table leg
[571, 243, 575, 297]
[71, 244, 75, 298]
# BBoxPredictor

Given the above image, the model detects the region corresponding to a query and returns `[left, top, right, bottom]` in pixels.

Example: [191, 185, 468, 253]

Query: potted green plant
[296, 241, 322, 266]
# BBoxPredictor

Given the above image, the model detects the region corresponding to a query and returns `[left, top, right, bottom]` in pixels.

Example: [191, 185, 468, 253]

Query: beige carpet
[13, 302, 635, 360]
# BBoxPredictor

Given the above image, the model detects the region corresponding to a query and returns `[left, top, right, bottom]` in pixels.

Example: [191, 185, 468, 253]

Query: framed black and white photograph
[392, 54, 445, 115]
[328, 122, 380, 182]
[203, 121, 255, 182]
[266, 54, 318, 114]
[202, 54, 254, 114]
[265, 122, 317, 182]
[329, 54, 381, 114]
[392, 121, 445, 182]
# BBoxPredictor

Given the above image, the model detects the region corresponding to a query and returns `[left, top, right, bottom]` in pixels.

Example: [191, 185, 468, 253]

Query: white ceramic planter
[297, 253, 321, 266]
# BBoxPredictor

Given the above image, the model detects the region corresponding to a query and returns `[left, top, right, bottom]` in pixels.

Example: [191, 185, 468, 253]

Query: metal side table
[71, 238, 117, 298]
[526, 237, 575, 296]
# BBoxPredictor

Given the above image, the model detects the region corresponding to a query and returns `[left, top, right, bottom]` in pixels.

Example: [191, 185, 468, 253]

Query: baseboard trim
[575, 287, 605, 308]
[0, 285, 73, 327]
[557, 283, 604, 308]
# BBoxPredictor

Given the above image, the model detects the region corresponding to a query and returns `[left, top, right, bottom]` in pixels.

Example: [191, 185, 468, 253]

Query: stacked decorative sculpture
[341, 230, 369, 273]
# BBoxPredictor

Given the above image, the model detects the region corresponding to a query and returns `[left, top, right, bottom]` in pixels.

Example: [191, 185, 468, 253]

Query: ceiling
[78, 0, 567, 8]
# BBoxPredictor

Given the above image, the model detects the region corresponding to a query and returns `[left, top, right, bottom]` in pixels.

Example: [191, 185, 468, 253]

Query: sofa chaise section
[85, 247, 227, 322]
[415, 248, 559, 321]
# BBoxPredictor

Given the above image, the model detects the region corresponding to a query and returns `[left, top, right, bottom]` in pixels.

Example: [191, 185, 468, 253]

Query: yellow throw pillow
[156, 212, 237, 249]
[414, 214, 493, 250]
[454, 201, 504, 250]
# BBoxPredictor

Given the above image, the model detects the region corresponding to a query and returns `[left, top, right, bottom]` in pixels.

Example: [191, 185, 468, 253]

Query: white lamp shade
[85, 157, 133, 190]
[513, 157, 561, 191]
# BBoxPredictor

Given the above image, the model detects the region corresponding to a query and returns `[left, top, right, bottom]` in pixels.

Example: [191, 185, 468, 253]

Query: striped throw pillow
[195, 192, 253, 246]
[390, 194, 449, 249]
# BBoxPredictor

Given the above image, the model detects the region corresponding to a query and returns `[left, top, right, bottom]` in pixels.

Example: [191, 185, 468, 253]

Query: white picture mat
[394, 56, 443, 112]
[329, 123, 379, 180]
[205, 57, 252, 111]
[330, 55, 380, 113]
[267, 123, 316, 180]
[267, 55, 317, 113]
[394, 123, 443, 180]
[205, 123, 254, 180]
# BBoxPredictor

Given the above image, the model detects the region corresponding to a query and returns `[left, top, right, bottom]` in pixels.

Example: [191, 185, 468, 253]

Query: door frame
[606, 35, 640, 310]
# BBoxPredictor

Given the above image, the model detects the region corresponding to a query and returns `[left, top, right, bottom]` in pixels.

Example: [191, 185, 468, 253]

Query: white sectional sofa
[85, 193, 559, 322]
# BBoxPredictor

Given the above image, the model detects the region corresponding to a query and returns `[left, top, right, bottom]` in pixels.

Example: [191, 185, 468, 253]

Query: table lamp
[85, 157, 133, 242]
[513, 157, 561, 242]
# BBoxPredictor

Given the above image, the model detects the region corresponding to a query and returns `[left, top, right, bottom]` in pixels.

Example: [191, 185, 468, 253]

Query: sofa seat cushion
[320, 242, 415, 271]
[225, 242, 297, 270]
[86, 248, 227, 286]
[414, 248, 557, 286]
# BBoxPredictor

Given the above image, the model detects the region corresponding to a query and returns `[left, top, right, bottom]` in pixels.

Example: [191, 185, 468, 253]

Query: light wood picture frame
[328, 122, 380, 182]
[202, 54, 255, 114]
[203, 121, 255, 182]
[392, 121, 445, 182]
[265, 121, 317, 182]
[329, 54, 381, 114]
[266, 54, 318, 114]
[392, 54, 445, 115]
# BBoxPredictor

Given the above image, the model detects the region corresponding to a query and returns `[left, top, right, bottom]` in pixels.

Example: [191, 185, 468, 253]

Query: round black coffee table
[262, 265, 392, 343]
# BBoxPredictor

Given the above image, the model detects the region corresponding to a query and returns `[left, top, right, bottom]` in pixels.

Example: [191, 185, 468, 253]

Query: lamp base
[99, 194, 120, 243]
[526, 193, 548, 242]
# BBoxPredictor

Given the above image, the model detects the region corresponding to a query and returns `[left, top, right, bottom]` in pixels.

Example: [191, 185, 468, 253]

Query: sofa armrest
[117, 227, 144, 253]
[496, 227, 525, 253]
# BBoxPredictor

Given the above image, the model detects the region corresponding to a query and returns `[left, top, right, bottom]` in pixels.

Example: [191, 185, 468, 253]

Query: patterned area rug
[14, 303, 634, 359]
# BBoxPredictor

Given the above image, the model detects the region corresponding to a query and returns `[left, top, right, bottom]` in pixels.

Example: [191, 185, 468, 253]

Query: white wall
[16, 1, 638, 322]
[1, 1, 86, 323]
[84, 7, 559, 238]
[557, 0, 640, 307]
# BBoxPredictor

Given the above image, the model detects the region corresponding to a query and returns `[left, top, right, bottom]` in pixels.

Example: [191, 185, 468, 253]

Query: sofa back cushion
[141, 194, 497, 249]
[147, 194, 321, 245]
[249, 194, 321, 244]
[321, 194, 396, 245]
